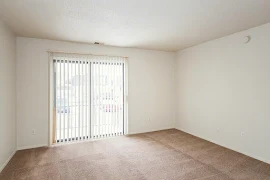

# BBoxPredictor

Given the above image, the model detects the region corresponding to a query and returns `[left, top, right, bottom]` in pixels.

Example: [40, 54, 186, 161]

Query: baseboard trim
[17, 144, 48, 150]
[128, 127, 174, 135]
[0, 150, 16, 172]
[175, 127, 270, 164]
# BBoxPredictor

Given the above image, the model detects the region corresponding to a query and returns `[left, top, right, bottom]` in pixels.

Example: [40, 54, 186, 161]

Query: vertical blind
[53, 54, 126, 143]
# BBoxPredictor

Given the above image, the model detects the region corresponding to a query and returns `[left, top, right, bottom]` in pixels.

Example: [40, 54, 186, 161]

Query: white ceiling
[1, 0, 270, 51]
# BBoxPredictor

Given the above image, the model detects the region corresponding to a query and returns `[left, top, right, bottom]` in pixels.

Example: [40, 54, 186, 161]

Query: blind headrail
[47, 50, 128, 58]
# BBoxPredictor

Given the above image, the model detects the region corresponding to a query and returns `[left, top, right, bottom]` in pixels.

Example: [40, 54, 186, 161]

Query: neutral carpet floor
[1, 129, 270, 180]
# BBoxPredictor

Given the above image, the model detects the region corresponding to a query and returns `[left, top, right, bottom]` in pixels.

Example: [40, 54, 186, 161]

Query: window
[51, 54, 127, 143]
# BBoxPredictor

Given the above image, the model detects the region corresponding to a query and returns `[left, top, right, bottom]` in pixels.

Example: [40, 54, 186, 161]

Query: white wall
[16, 37, 175, 149]
[0, 20, 16, 171]
[175, 23, 270, 163]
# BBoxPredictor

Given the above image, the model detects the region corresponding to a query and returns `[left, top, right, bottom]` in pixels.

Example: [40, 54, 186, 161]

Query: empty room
[0, 0, 270, 179]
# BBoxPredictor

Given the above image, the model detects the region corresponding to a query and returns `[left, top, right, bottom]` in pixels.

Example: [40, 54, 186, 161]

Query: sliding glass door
[53, 56, 126, 143]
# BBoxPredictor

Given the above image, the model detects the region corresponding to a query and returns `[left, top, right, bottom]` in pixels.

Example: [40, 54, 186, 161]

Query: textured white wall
[0, 20, 16, 171]
[175, 23, 270, 163]
[16, 37, 175, 149]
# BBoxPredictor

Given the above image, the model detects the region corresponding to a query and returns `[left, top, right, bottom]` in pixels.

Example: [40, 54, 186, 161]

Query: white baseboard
[128, 127, 174, 135]
[17, 144, 48, 150]
[0, 150, 16, 172]
[175, 127, 270, 165]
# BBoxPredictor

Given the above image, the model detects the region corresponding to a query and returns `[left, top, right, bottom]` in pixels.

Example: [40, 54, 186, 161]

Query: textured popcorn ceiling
[1, 0, 270, 51]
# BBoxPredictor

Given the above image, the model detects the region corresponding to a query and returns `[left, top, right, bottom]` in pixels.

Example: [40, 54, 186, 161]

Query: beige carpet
[0, 129, 270, 180]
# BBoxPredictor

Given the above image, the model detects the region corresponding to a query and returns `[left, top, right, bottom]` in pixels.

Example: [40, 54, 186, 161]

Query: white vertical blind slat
[88, 59, 91, 139]
[113, 58, 116, 135]
[112, 58, 115, 135]
[59, 59, 62, 142]
[85, 59, 87, 139]
[108, 58, 111, 136]
[97, 59, 100, 138]
[109, 59, 113, 136]
[63, 58, 66, 142]
[91, 61, 94, 138]
[85, 60, 88, 139]
[121, 59, 124, 135]
[81, 60, 83, 139]
[82, 60, 85, 139]
[55, 61, 59, 142]
[78, 61, 82, 140]
[117, 59, 120, 135]
[106, 57, 109, 136]
[67, 59, 70, 141]
[75, 60, 78, 140]
[93, 60, 96, 138]
[100, 59, 103, 137]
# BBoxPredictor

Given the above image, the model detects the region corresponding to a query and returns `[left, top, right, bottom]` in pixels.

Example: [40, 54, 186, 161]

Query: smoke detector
[243, 36, 251, 44]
